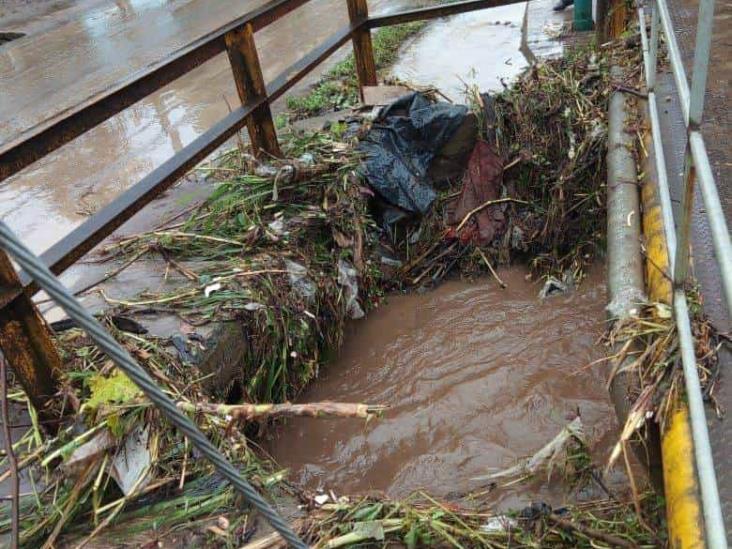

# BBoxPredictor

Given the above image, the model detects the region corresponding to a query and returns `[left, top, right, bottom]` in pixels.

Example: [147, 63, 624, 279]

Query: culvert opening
[0, 32, 25, 45]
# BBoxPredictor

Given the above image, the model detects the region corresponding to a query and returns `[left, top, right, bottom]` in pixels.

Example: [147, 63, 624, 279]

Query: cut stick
[178, 401, 387, 421]
[455, 197, 528, 233]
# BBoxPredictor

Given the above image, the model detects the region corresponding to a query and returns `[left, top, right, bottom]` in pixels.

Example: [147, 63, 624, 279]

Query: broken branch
[178, 401, 387, 421]
[455, 197, 528, 233]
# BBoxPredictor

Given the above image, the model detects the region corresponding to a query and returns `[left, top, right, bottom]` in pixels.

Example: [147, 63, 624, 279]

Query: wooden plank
[0, 251, 63, 432]
[225, 24, 281, 158]
[347, 0, 378, 98]
[361, 85, 410, 106]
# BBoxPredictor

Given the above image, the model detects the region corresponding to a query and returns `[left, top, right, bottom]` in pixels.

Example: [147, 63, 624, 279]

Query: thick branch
[178, 401, 387, 421]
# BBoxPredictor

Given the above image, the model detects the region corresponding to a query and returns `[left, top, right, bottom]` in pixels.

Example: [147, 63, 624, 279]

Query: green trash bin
[574, 0, 593, 30]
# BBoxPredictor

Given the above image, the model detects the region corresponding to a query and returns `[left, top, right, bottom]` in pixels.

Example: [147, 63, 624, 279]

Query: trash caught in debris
[360, 92, 469, 215]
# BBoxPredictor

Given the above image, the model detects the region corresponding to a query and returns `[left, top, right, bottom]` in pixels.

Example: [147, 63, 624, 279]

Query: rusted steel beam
[0, 0, 311, 183]
[17, 100, 262, 293]
[14, 25, 355, 294]
[366, 0, 525, 28]
[225, 24, 281, 158]
[0, 251, 63, 432]
[347, 0, 378, 99]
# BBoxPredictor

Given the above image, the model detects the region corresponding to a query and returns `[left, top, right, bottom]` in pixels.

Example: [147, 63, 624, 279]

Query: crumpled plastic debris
[539, 276, 568, 299]
[360, 92, 468, 215]
[481, 516, 518, 533]
[285, 259, 317, 300]
[298, 152, 316, 166]
[337, 259, 365, 319]
[110, 425, 151, 496]
[539, 271, 577, 299]
[268, 218, 287, 237]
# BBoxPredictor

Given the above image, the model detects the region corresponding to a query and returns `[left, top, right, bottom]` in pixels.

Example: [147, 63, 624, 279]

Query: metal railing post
[688, 0, 715, 127]
[225, 23, 281, 158]
[347, 0, 378, 100]
[673, 0, 715, 287]
[0, 250, 64, 432]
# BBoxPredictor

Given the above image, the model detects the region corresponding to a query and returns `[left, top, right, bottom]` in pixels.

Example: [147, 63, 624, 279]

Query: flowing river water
[267, 267, 621, 508]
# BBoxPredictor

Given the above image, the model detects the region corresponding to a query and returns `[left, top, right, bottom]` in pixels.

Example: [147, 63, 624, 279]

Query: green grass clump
[287, 21, 425, 118]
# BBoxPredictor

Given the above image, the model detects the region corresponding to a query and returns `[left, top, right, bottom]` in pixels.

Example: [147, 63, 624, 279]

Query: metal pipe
[674, 290, 728, 548]
[606, 68, 645, 316]
[637, 6, 729, 543]
[605, 70, 667, 491]
[655, 0, 690, 123]
[640, 3, 732, 316]
[688, 0, 716, 126]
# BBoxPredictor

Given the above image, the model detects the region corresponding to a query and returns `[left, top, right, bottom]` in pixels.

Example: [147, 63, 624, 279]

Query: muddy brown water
[266, 266, 621, 509]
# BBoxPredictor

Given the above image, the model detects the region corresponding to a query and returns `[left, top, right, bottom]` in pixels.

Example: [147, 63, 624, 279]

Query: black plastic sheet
[360, 93, 468, 215]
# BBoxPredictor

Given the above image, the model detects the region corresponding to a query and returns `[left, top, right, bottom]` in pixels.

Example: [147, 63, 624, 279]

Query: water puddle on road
[266, 265, 620, 509]
[391, 3, 529, 101]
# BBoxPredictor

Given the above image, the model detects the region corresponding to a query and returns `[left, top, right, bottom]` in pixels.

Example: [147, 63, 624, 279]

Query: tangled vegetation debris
[603, 296, 727, 470]
[253, 492, 663, 548]
[0, 42, 672, 546]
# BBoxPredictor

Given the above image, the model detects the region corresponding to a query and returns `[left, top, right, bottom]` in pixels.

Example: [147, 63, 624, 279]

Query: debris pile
[604, 298, 727, 468]
[0, 46, 669, 546]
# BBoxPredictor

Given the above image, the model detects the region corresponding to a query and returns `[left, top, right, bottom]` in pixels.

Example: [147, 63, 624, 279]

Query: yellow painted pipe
[641, 130, 705, 548]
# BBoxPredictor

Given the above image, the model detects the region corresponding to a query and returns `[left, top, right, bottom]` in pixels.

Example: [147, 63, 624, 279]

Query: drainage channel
[267, 266, 629, 508]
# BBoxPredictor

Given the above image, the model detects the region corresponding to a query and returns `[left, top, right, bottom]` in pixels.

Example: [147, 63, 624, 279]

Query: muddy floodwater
[267, 266, 618, 509]
[391, 3, 529, 101]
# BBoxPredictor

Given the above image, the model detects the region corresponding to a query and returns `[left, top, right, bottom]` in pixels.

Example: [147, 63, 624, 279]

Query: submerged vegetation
[0, 35, 683, 546]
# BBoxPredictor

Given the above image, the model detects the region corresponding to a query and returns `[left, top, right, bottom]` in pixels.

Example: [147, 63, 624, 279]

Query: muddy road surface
[267, 267, 620, 509]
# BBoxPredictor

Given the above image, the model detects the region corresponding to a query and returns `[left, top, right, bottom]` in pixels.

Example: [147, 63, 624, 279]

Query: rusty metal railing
[0, 0, 521, 429]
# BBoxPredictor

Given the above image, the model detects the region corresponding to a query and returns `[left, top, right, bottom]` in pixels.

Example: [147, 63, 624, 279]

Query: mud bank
[268, 266, 620, 508]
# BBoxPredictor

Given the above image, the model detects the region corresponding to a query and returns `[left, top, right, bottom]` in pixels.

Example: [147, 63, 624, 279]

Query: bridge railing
[636, 0, 730, 543]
